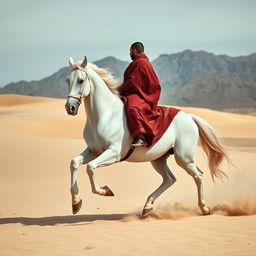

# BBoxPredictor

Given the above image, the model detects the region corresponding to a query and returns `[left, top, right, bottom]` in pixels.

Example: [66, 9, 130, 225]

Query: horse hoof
[142, 207, 153, 218]
[201, 206, 211, 216]
[102, 186, 114, 196]
[72, 199, 82, 214]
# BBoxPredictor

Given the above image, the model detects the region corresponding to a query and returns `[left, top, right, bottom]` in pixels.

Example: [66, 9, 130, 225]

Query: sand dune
[1, 94, 256, 140]
[0, 94, 255, 256]
[0, 94, 54, 106]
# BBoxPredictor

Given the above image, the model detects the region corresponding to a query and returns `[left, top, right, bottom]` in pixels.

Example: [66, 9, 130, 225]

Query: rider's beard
[130, 52, 135, 60]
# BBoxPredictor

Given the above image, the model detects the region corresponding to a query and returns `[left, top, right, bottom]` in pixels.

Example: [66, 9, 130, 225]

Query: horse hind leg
[142, 154, 176, 217]
[194, 166, 211, 215]
[174, 151, 210, 215]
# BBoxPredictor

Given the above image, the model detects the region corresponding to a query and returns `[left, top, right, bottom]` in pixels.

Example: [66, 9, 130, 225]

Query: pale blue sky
[0, 0, 255, 86]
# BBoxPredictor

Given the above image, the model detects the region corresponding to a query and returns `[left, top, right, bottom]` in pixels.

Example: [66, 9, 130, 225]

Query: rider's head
[130, 42, 144, 60]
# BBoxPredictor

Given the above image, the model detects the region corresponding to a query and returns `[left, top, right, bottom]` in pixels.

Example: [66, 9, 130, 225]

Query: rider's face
[130, 48, 136, 60]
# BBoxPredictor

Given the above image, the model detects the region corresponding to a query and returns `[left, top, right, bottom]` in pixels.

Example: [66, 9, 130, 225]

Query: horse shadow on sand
[0, 213, 130, 226]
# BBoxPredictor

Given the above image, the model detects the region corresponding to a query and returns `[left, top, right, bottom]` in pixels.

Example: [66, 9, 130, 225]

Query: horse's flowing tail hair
[190, 114, 231, 181]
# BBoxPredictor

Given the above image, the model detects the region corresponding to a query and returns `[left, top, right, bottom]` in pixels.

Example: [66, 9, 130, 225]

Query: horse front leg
[86, 148, 118, 197]
[70, 148, 95, 214]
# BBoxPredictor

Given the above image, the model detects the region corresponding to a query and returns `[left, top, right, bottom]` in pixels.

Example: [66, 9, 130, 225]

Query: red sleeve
[119, 66, 145, 96]
[119, 60, 161, 109]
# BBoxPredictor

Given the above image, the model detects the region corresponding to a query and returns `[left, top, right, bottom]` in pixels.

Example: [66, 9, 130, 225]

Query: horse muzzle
[65, 100, 80, 116]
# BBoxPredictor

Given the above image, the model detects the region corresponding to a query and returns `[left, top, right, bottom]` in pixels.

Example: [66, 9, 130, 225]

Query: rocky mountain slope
[1, 51, 255, 112]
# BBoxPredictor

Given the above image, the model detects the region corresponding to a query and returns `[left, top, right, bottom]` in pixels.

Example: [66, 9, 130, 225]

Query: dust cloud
[123, 197, 256, 221]
[212, 197, 256, 216]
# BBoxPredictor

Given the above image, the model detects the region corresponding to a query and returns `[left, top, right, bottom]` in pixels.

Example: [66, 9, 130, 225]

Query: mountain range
[1, 50, 256, 113]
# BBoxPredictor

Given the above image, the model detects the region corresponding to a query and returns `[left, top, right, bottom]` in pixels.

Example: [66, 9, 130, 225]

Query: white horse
[65, 56, 230, 217]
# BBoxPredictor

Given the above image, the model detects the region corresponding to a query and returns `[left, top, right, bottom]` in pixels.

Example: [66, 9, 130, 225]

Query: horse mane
[89, 63, 121, 95]
[71, 61, 121, 95]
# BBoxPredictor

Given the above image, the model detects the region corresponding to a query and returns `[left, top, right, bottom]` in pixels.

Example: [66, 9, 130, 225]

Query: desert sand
[0, 94, 255, 256]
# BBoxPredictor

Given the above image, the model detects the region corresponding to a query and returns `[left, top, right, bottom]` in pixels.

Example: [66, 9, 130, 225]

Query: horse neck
[84, 68, 121, 126]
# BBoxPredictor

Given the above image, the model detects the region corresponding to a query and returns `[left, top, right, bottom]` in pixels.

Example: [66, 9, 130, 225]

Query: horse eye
[78, 79, 84, 84]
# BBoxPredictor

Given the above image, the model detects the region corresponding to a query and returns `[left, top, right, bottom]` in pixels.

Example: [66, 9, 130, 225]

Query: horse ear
[81, 56, 88, 68]
[69, 57, 74, 66]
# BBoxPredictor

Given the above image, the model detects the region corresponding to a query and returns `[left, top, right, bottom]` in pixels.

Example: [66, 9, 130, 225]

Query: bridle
[67, 66, 91, 105]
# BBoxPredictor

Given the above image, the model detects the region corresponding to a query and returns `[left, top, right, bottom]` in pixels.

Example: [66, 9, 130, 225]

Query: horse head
[65, 56, 91, 115]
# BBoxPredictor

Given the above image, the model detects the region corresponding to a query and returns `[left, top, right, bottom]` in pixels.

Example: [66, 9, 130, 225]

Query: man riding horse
[65, 50, 229, 217]
[119, 42, 179, 147]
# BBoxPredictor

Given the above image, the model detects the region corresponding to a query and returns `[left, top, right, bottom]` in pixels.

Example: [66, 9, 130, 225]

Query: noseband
[67, 66, 91, 104]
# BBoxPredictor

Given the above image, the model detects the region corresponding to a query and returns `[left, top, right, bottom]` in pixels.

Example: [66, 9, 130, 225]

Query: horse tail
[190, 114, 231, 181]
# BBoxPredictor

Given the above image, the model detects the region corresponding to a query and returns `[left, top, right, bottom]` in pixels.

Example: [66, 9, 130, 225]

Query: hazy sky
[0, 0, 255, 86]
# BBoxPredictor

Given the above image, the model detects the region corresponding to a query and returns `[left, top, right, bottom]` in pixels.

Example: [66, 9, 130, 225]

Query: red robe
[119, 54, 180, 147]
